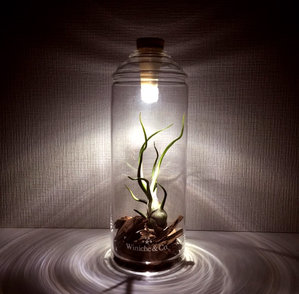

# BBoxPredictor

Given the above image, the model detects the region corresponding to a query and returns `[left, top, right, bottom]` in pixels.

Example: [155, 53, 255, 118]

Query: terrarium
[111, 38, 188, 272]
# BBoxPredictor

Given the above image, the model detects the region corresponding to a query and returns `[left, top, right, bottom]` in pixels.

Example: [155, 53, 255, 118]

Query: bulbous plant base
[113, 215, 184, 272]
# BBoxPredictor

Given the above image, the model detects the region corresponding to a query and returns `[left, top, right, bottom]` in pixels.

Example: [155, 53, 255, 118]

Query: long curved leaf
[152, 142, 159, 177]
[137, 113, 148, 192]
[125, 185, 147, 204]
[157, 183, 167, 210]
[151, 114, 185, 189]
[128, 176, 152, 203]
[137, 113, 173, 193]
[134, 209, 146, 218]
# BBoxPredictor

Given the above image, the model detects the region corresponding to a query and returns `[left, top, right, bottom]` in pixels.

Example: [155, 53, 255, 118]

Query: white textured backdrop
[1, 0, 298, 231]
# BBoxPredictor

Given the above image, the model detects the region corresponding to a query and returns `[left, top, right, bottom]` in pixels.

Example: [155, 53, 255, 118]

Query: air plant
[125, 113, 185, 229]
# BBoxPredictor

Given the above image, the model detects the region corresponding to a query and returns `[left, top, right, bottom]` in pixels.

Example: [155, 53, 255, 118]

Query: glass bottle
[110, 38, 188, 272]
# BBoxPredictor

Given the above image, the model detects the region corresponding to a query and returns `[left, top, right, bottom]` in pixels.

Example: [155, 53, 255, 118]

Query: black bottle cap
[136, 37, 164, 50]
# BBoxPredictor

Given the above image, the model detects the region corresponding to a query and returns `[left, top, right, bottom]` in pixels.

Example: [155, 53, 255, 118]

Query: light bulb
[141, 81, 159, 104]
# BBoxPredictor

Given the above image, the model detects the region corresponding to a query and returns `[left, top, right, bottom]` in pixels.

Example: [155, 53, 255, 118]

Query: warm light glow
[141, 81, 159, 104]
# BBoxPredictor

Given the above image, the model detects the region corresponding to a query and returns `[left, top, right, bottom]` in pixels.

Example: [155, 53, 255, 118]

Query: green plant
[126, 113, 185, 228]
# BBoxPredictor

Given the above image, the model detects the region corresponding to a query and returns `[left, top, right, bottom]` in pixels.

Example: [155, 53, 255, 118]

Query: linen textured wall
[1, 0, 298, 231]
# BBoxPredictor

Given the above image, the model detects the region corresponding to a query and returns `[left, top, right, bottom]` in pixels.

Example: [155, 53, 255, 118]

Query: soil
[113, 215, 184, 271]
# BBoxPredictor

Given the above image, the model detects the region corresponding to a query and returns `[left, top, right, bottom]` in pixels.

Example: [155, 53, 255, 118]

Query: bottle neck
[113, 48, 187, 83]
[129, 48, 168, 58]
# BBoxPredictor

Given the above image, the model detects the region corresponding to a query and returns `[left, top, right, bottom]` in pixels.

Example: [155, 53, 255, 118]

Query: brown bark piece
[155, 215, 183, 243]
[115, 216, 146, 241]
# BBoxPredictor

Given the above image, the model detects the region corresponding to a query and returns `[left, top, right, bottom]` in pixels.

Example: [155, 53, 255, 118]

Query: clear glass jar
[110, 38, 188, 272]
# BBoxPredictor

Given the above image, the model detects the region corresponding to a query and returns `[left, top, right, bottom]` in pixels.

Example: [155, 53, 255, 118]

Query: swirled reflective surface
[0, 229, 298, 293]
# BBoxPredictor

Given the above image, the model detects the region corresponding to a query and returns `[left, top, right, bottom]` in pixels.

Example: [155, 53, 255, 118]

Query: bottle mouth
[112, 38, 187, 83]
